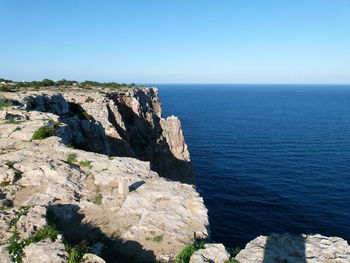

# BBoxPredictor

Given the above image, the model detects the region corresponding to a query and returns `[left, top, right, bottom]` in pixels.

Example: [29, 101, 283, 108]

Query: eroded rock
[82, 253, 106, 263]
[0, 92, 209, 262]
[235, 233, 350, 263]
[23, 238, 68, 263]
[189, 243, 230, 263]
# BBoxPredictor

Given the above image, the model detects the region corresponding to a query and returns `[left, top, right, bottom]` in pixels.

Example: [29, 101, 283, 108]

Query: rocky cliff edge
[0, 87, 208, 262]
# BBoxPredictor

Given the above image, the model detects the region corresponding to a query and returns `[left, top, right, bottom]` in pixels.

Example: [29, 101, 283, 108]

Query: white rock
[189, 243, 230, 263]
[23, 240, 68, 263]
[235, 233, 350, 263]
[17, 206, 47, 239]
[0, 245, 12, 263]
[82, 253, 106, 263]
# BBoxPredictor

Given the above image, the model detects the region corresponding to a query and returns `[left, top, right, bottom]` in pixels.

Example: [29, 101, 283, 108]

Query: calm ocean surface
[156, 84, 350, 248]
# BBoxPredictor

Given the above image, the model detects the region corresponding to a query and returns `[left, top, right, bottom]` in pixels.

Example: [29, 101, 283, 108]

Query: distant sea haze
[157, 84, 350, 248]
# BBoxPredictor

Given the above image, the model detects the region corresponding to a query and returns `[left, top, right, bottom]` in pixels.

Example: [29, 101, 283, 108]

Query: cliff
[0, 86, 208, 262]
[1, 85, 349, 263]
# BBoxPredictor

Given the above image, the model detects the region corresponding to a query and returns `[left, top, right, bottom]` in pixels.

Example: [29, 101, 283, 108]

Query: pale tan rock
[0, 245, 12, 263]
[235, 233, 350, 263]
[23, 239, 68, 263]
[160, 115, 190, 161]
[0, 88, 208, 261]
[17, 206, 47, 239]
[189, 243, 230, 263]
[82, 253, 106, 263]
[5, 87, 193, 183]
[0, 208, 20, 242]
[118, 178, 129, 195]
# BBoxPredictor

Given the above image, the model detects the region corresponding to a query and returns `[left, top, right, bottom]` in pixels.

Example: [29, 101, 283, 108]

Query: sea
[156, 84, 350, 248]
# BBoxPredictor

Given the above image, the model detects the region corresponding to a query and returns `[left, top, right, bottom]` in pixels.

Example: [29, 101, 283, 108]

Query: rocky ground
[235, 233, 350, 263]
[0, 87, 208, 262]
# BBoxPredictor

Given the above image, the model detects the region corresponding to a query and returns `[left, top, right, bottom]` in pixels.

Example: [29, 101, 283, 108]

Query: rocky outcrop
[1, 87, 348, 263]
[83, 253, 106, 263]
[189, 243, 230, 263]
[23, 238, 68, 263]
[17, 87, 193, 183]
[0, 94, 208, 262]
[235, 233, 350, 263]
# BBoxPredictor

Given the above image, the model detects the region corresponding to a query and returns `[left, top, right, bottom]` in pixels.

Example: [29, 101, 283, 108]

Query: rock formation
[235, 233, 350, 263]
[1, 85, 349, 263]
[0, 87, 208, 262]
[189, 243, 230, 263]
[20, 87, 193, 183]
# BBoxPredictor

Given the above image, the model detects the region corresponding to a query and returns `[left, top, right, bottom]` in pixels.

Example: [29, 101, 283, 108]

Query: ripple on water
[158, 85, 350, 247]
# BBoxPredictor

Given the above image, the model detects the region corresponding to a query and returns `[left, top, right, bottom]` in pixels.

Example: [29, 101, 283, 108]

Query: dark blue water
[157, 84, 350, 248]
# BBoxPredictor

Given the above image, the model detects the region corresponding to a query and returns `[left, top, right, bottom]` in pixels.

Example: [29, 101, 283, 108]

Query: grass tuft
[67, 153, 77, 163]
[31, 126, 55, 140]
[175, 241, 205, 263]
[79, 160, 92, 169]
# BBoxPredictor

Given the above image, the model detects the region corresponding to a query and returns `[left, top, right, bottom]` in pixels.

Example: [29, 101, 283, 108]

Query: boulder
[23, 239, 68, 263]
[235, 233, 350, 263]
[82, 253, 106, 263]
[189, 243, 230, 263]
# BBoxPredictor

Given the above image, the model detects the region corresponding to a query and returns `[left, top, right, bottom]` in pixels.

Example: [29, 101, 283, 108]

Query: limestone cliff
[21, 87, 193, 184]
[0, 86, 207, 263]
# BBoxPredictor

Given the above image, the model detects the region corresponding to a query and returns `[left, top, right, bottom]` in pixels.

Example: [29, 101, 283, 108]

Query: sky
[0, 0, 349, 84]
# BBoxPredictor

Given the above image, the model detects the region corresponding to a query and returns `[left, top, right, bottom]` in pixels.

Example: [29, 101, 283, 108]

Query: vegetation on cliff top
[0, 78, 141, 92]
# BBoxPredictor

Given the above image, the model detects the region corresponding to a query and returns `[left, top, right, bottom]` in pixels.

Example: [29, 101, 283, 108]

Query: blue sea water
[156, 84, 350, 248]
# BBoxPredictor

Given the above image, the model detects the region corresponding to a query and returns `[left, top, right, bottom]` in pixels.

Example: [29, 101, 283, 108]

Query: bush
[31, 126, 55, 140]
[152, 235, 163, 243]
[56, 79, 77, 86]
[65, 240, 91, 263]
[79, 160, 92, 169]
[0, 85, 13, 92]
[81, 111, 92, 121]
[67, 153, 77, 163]
[175, 242, 205, 263]
[0, 98, 20, 109]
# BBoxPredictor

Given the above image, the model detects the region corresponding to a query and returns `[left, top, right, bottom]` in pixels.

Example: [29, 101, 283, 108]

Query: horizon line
[142, 83, 350, 85]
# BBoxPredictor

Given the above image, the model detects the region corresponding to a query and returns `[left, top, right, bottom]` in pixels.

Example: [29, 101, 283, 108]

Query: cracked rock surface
[0, 88, 209, 262]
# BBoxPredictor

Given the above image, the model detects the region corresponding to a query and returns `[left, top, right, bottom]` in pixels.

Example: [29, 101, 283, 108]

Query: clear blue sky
[1, 0, 349, 84]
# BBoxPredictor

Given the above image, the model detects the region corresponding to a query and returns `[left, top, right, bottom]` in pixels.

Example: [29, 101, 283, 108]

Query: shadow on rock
[25, 93, 194, 184]
[48, 204, 157, 263]
[263, 234, 306, 263]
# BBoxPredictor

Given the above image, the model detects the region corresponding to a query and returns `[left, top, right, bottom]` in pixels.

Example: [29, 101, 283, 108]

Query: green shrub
[92, 186, 102, 205]
[67, 153, 77, 163]
[65, 240, 91, 263]
[229, 247, 241, 257]
[79, 160, 92, 169]
[5, 160, 15, 168]
[31, 126, 55, 140]
[0, 98, 19, 109]
[0, 85, 13, 92]
[5, 118, 23, 124]
[93, 192, 103, 205]
[31, 225, 60, 242]
[7, 230, 23, 262]
[81, 111, 92, 121]
[7, 225, 60, 263]
[9, 206, 30, 227]
[152, 235, 163, 243]
[175, 242, 205, 263]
